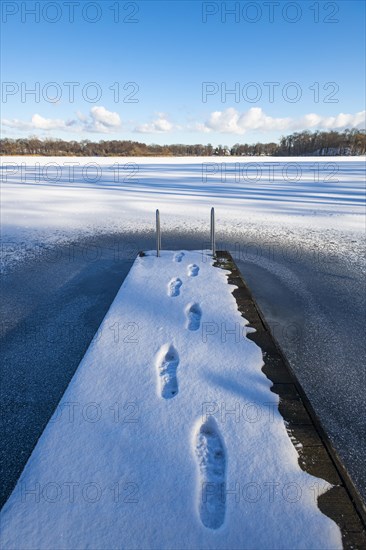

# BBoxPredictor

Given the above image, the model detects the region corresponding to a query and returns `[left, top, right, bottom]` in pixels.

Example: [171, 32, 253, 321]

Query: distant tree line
[0, 129, 365, 156]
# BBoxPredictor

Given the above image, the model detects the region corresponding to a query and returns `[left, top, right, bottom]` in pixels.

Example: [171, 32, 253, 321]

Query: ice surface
[1, 156, 365, 273]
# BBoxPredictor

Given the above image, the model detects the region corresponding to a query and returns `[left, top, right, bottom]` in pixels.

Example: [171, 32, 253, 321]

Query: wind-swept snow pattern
[0, 251, 342, 550]
[156, 343, 180, 399]
[194, 417, 226, 529]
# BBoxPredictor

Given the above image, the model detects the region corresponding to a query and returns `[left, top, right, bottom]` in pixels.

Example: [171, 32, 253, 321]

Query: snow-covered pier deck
[1, 250, 364, 549]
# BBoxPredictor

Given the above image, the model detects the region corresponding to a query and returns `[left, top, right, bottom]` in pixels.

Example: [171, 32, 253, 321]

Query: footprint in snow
[173, 252, 185, 263]
[187, 264, 199, 277]
[168, 278, 183, 297]
[186, 303, 202, 331]
[194, 416, 226, 529]
[156, 344, 180, 399]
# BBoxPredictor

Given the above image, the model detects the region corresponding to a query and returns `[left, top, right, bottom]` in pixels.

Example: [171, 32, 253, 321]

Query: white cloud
[90, 106, 121, 128]
[198, 107, 366, 135]
[1, 114, 69, 131]
[1, 107, 121, 135]
[2, 107, 365, 138]
[295, 111, 366, 130]
[134, 115, 174, 134]
[31, 114, 65, 130]
[76, 111, 88, 123]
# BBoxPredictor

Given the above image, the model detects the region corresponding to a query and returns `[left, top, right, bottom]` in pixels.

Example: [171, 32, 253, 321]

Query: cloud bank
[197, 107, 366, 135]
[2, 106, 121, 134]
[2, 107, 365, 137]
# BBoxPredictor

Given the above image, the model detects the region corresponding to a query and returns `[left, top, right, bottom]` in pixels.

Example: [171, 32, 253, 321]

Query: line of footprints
[156, 252, 226, 530]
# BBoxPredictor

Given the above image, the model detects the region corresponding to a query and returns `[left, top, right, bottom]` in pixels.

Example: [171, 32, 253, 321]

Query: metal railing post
[156, 209, 161, 257]
[210, 207, 215, 256]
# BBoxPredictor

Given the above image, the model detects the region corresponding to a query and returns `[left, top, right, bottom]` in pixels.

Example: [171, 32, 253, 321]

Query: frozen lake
[1, 157, 365, 508]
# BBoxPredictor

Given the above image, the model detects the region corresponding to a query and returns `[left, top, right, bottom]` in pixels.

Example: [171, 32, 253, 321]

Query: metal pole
[159, 215, 162, 251]
[156, 209, 161, 257]
[210, 207, 215, 256]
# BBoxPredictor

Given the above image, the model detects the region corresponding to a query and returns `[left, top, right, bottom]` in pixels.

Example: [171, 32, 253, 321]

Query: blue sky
[1, 0, 365, 145]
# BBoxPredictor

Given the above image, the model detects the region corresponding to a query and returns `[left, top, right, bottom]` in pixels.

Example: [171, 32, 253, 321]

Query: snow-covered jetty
[1, 251, 363, 549]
